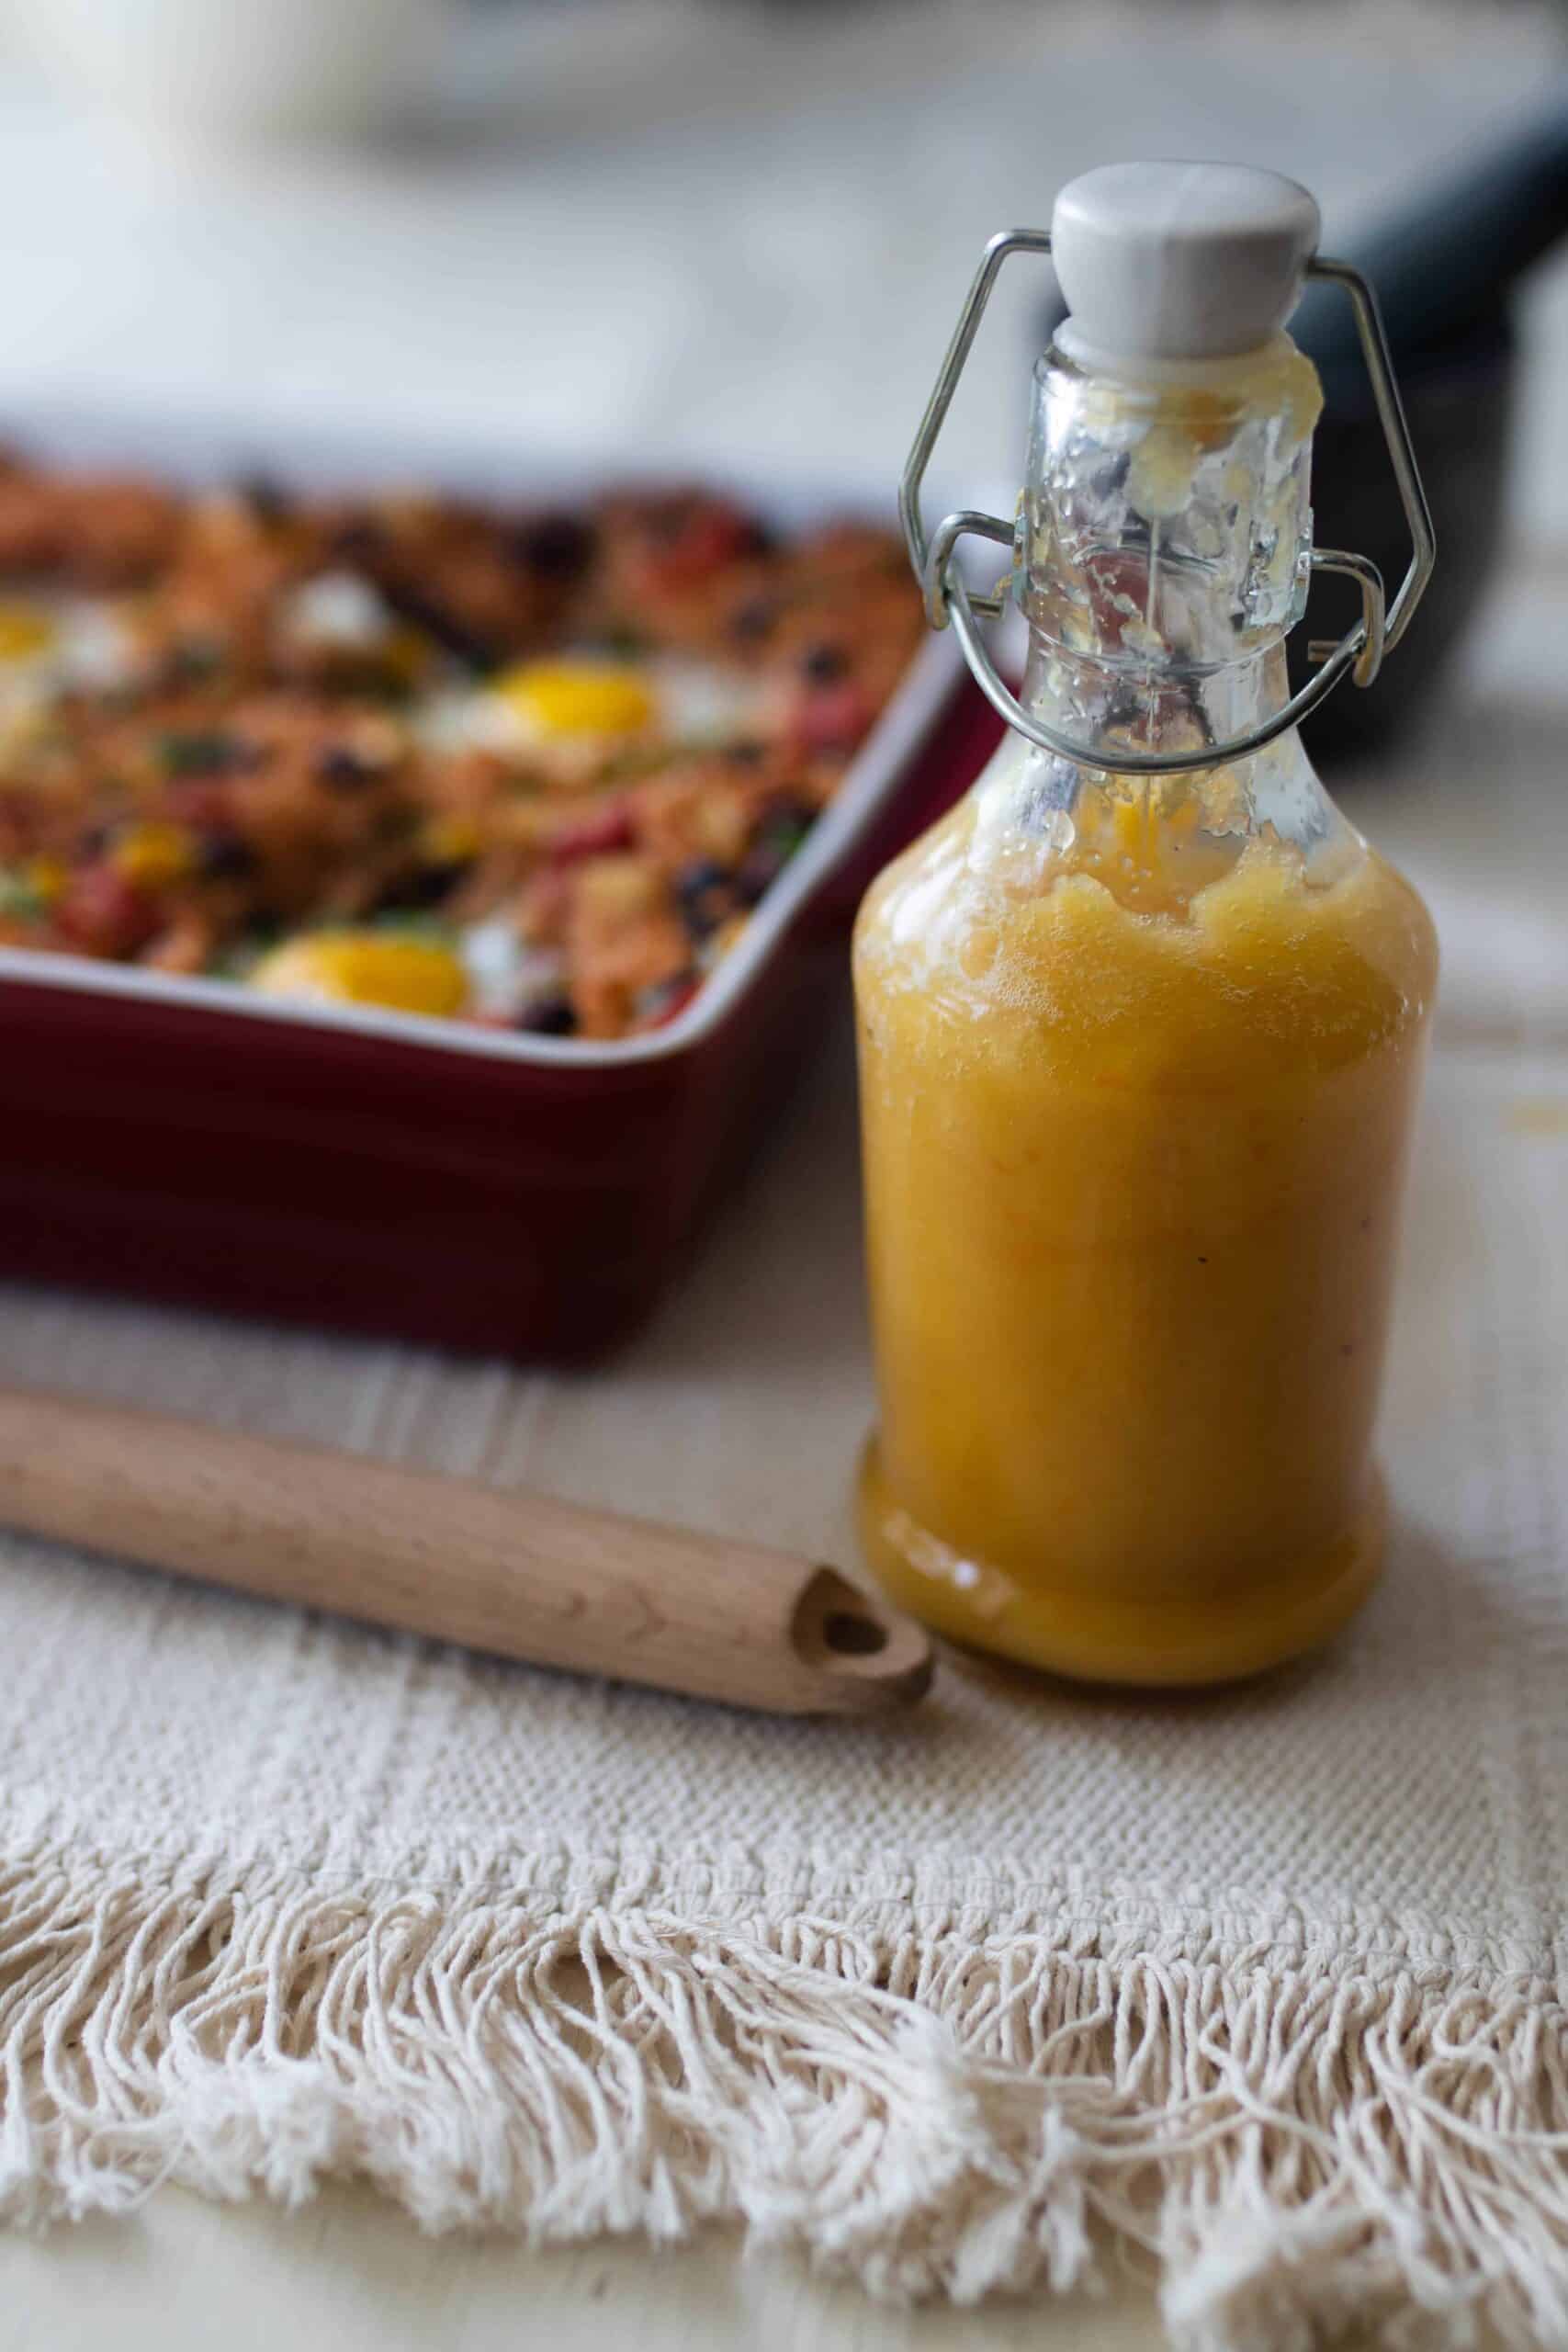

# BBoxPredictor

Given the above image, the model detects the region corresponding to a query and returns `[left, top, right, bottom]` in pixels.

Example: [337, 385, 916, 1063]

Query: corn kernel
[421, 814, 482, 865]
[22, 855, 66, 905]
[249, 932, 468, 1018]
[112, 821, 195, 890]
[497, 661, 656, 741]
[0, 604, 56, 663]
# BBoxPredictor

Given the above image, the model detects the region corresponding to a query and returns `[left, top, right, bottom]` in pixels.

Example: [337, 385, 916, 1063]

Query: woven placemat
[3, 982, 1566, 2350]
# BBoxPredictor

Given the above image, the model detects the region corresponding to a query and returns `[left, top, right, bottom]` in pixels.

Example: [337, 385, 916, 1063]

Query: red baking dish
[0, 407, 1001, 1360]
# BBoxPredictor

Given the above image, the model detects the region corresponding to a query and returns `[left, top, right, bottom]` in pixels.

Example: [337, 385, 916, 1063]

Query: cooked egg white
[281, 570, 398, 653]
[459, 914, 563, 1019]
[0, 595, 138, 724]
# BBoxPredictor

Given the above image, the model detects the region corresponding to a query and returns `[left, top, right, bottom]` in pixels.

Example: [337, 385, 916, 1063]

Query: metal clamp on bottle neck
[900, 187, 1436, 778]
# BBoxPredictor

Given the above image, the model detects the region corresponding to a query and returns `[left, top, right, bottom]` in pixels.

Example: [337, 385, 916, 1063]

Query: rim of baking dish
[0, 398, 970, 1069]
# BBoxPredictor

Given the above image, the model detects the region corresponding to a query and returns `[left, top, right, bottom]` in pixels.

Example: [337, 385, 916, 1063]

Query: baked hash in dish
[0, 457, 923, 1039]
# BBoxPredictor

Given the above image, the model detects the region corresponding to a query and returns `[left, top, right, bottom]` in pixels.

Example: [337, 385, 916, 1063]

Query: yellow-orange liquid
[853, 771, 1437, 1684]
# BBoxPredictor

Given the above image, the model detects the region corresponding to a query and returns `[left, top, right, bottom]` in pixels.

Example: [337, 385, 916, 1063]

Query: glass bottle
[854, 167, 1438, 1685]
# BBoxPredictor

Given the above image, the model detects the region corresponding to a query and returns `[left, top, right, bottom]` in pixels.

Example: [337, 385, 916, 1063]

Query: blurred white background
[0, 0, 1562, 547]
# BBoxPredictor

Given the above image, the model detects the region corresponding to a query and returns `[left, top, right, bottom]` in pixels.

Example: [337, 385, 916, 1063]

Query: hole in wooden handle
[822, 1609, 888, 1657]
[791, 1566, 933, 1708]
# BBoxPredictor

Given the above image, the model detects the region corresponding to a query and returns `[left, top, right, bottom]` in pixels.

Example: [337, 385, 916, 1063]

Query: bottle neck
[1004, 333, 1338, 851]
[1003, 614, 1355, 891]
[1018, 628, 1292, 780]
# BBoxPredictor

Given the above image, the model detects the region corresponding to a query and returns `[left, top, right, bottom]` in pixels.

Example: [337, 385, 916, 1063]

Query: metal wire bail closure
[899, 231, 1436, 776]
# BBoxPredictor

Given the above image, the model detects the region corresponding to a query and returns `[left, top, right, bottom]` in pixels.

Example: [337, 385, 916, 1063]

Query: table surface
[0, 2183, 1175, 2352]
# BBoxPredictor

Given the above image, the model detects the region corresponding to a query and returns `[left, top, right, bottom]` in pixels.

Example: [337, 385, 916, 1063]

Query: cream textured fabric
[3, 703, 1567, 2351]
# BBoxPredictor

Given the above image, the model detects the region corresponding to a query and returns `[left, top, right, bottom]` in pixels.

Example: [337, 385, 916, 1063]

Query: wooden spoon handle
[0, 1387, 932, 1716]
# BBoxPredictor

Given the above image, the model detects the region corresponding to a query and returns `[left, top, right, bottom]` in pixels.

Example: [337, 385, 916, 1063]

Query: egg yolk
[249, 933, 468, 1017]
[0, 605, 56, 663]
[496, 661, 656, 740]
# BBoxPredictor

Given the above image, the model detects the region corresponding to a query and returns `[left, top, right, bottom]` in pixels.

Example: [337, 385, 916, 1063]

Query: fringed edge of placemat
[4, 1838, 1568, 2352]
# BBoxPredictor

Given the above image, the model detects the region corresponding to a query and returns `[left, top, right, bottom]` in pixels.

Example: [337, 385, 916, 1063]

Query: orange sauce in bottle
[854, 775, 1436, 1684]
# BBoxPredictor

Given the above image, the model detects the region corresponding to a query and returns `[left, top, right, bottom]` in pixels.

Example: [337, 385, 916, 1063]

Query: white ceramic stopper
[1051, 162, 1320, 367]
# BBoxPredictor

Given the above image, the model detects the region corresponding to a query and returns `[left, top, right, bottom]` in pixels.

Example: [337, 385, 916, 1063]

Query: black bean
[372, 863, 468, 912]
[675, 857, 737, 937]
[512, 513, 595, 582]
[197, 832, 257, 880]
[331, 514, 383, 562]
[517, 994, 576, 1036]
[239, 473, 291, 525]
[378, 581, 498, 672]
[675, 856, 729, 901]
[728, 597, 777, 644]
[315, 745, 379, 792]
